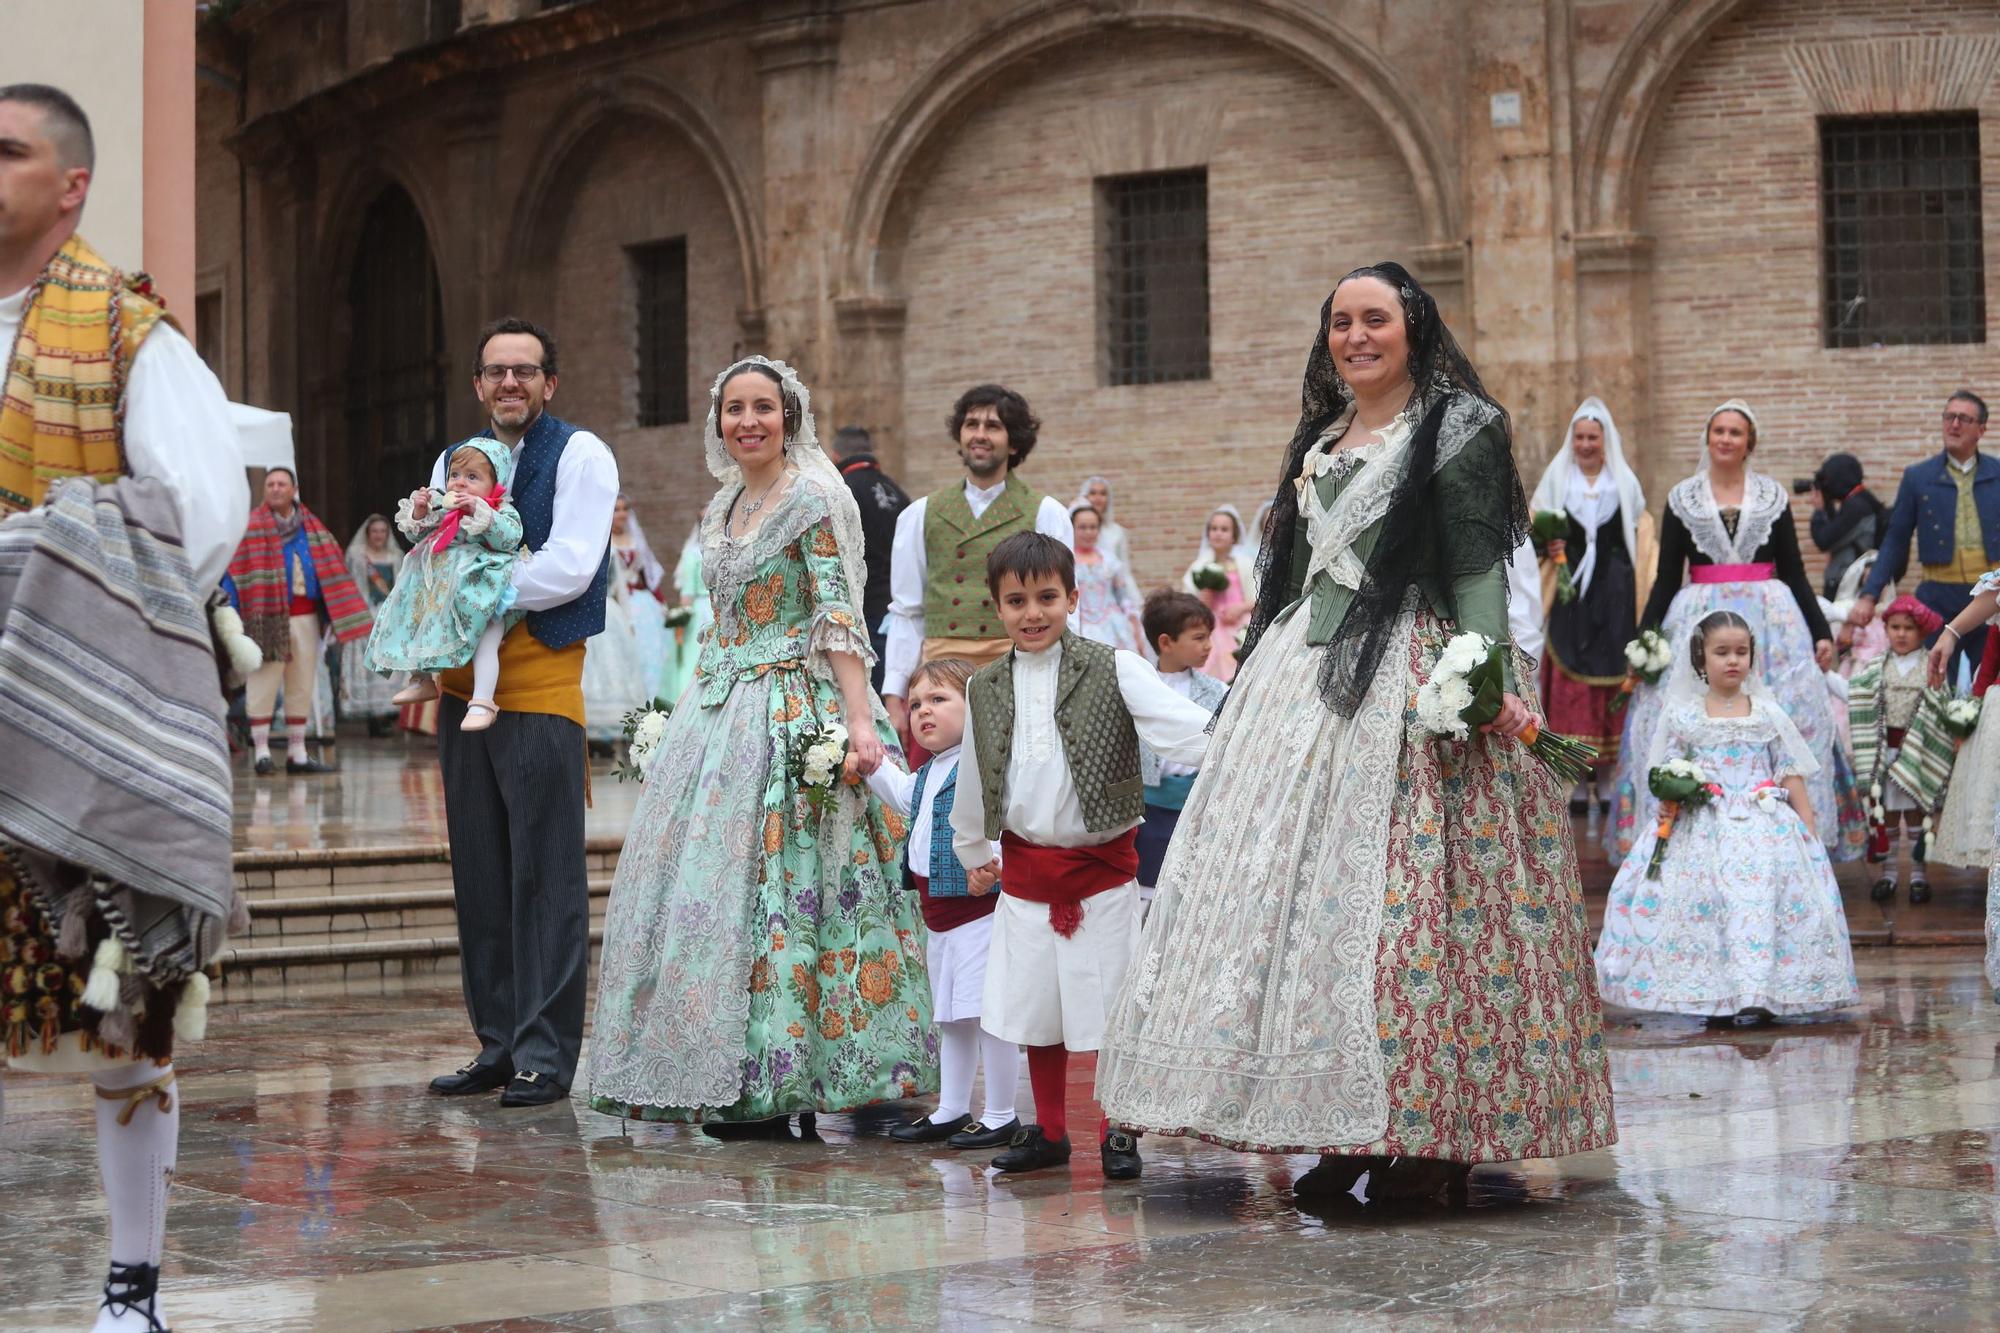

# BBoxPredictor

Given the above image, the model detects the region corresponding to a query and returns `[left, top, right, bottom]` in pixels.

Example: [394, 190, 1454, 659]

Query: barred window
[1099, 168, 1210, 385]
[630, 237, 689, 427]
[1821, 112, 1985, 348]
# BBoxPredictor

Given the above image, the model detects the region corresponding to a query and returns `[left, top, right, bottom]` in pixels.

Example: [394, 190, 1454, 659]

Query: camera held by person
[1805, 453, 1886, 600]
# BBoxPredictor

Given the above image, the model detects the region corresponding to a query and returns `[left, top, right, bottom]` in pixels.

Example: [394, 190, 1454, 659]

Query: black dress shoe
[991, 1126, 1071, 1174]
[286, 756, 336, 775]
[428, 1058, 514, 1096]
[1292, 1154, 1383, 1203]
[1869, 874, 1897, 903]
[498, 1070, 568, 1107]
[890, 1111, 972, 1143]
[1909, 875, 1932, 905]
[1100, 1129, 1143, 1180]
[948, 1116, 1020, 1149]
[702, 1116, 792, 1140]
[253, 756, 273, 776]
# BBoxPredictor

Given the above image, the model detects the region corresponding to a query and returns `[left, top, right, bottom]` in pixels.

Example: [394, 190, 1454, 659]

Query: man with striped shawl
[1851, 595, 1962, 906]
[0, 85, 250, 1331]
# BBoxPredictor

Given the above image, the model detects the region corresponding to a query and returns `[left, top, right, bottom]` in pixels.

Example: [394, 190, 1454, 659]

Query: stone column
[748, 11, 843, 412]
[832, 296, 909, 473]
[1574, 231, 1660, 495]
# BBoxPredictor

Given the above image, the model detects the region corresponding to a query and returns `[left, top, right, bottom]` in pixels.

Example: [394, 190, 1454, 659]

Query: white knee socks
[286, 720, 309, 763]
[933, 1019, 978, 1122]
[979, 1029, 1019, 1126]
[92, 1060, 177, 1333]
[250, 723, 271, 761]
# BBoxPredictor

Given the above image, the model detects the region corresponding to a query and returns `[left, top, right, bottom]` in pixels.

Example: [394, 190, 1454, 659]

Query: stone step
[230, 837, 624, 902]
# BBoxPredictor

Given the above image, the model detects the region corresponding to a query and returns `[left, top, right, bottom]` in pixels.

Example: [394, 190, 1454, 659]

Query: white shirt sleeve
[864, 760, 917, 817]
[1507, 537, 1544, 671]
[1115, 650, 1212, 766]
[510, 429, 620, 612]
[121, 324, 250, 594]
[1037, 496, 1076, 549]
[882, 496, 930, 698]
[950, 700, 996, 873]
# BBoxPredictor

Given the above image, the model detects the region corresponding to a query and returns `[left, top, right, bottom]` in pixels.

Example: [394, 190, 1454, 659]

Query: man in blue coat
[1849, 390, 2000, 678]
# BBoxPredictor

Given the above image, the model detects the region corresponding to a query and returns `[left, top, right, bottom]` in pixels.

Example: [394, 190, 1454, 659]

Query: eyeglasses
[479, 364, 546, 384]
[1943, 411, 1983, 426]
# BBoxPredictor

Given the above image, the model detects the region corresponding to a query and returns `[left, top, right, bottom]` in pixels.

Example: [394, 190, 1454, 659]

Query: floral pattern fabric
[588, 476, 936, 1122]
[1595, 700, 1860, 1017]
[1074, 553, 1141, 654]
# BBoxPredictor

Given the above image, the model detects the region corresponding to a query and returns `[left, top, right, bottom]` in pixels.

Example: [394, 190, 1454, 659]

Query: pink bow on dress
[431, 484, 506, 554]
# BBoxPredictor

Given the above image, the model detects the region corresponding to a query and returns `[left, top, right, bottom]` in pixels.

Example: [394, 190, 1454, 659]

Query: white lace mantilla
[1667, 471, 1788, 565]
[699, 474, 874, 672]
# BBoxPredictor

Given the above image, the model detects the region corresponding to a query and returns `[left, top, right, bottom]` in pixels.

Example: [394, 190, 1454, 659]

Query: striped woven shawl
[0, 476, 239, 981]
[1849, 661, 1958, 814]
[226, 503, 374, 659]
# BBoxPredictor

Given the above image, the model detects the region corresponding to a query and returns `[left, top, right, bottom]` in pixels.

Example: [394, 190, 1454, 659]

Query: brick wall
[1640, 0, 2000, 585]
[546, 119, 752, 556]
[892, 29, 1425, 594]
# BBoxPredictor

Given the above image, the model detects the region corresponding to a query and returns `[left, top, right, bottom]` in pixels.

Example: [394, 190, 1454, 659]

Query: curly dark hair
[948, 384, 1041, 468]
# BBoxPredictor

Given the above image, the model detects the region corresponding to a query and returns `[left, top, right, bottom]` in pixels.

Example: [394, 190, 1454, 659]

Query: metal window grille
[1100, 168, 1210, 385]
[631, 238, 690, 427]
[1821, 112, 1985, 348]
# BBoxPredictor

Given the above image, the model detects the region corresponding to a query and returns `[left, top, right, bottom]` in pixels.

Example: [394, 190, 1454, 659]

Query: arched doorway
[343, 186, 446, 536]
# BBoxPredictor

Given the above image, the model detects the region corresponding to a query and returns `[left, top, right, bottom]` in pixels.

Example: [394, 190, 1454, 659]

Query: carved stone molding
[1079, 96, 1223, 179]
[1787, 35, 2000, 115]
[749, 13, 842, 76]
[833, 295, 909, 338]
[1409, 240, 1467, 288]
[1573, 230, 1655, 275]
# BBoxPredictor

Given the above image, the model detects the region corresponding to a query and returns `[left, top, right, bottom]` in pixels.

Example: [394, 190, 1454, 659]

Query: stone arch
[1575, 0, 1759, 235]
[505, 73, 763, 319]
[837, 0, 1459, 302]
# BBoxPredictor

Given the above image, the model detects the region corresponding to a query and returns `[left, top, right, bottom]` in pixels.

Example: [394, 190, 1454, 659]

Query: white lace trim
[1667, 471, 1788, 565]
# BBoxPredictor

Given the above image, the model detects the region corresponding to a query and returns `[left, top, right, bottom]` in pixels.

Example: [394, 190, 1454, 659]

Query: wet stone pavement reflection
[7, 949, 2000, 1330]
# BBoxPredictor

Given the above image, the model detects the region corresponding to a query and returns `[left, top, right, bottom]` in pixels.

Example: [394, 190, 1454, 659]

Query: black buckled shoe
[1909, 873, 1933, 905]
[1100, 1129, 1143, 1181]
[286, 756, 336, 775]
[702, 1116, 792, 1140]
[100, 1261, 168, 1332]
[889, 1111, 971, 1143]
[428, 1058, 514, 1096]
[1870, 874, 1897, 903]
[253, 756, 274, 777]
[498, 1070, 568, 1107]
[948, 1116, 1020, 1149]
[991, 1126, 1071, 1174]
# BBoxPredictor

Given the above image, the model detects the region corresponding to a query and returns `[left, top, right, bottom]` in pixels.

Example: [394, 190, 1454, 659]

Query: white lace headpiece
[1648, 617, 1822, 778]
[702, 356, 870, 642]
[1530, 397, 1645, 598]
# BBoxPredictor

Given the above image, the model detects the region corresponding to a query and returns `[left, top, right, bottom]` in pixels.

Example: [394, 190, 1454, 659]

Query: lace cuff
[395, 494, 442, 540]
[1975, 567, 2000, 598]
[809, 606, 875, 664]
[459, 501, 494, 537]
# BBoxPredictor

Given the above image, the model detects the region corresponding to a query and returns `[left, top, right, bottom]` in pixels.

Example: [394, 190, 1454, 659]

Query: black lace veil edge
[1236, 262, 1530, 717]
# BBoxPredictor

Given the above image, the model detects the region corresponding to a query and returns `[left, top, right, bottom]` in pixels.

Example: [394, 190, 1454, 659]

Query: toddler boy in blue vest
[865, 656, 1022, 1150]
[951, 533, 1212, 1178]
[1136, 591, 1228, 908]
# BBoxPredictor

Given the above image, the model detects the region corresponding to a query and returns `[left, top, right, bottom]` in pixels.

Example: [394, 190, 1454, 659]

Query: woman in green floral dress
[588, 357, 935, 1133]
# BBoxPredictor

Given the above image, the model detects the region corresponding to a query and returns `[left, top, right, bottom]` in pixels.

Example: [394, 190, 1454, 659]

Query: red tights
[1025, 1042, 1124, 1145]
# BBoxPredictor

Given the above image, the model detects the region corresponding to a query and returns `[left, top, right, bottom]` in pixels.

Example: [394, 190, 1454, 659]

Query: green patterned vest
[967, 631, 1144, 839]
[923, 476, 1036, 640]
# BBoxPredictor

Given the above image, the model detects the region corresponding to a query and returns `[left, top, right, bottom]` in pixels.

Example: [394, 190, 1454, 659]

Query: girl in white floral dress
[1596, 610, 1859, 1022]
[1929, 569, 2000, 998]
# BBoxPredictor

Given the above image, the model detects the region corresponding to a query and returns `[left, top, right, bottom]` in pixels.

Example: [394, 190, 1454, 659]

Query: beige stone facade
[196, 0, 2000, 590]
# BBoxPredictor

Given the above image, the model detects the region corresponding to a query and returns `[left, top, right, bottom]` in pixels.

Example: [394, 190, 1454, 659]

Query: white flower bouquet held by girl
[1414, 631, 1599, 782]
[785, 719, 853, 814]
[1612, 627, 1674, 714]
[1187, 561, 1229, 592]
[1646, 758, 1720, 878]
[1942, 696, 1981, 740]
[613, 700, 673, 783]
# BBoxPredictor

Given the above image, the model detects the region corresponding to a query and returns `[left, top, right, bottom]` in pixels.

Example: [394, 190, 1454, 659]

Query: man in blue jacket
[1849, 390, 1999, 678]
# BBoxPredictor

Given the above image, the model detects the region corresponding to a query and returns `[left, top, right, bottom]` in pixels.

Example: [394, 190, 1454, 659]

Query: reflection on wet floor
[7, 949, 2000, 1329]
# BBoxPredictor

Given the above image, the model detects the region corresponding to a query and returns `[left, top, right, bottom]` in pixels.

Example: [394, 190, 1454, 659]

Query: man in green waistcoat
[882, 384, 1073, 748]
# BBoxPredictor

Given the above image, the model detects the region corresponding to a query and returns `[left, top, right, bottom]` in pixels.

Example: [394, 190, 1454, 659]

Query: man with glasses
[424, 316, 618, 1109]
[1851, 390, 2000, 679]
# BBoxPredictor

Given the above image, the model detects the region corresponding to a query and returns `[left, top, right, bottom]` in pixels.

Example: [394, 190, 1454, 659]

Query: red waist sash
[998, 829, 1139, 938]
[1886, 727, 1908, 749]
[1690, 562, 1775, 584]
[908, 870, 997, 933]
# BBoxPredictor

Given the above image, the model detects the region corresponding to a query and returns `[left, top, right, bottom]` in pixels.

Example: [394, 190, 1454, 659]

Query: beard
[960, 447, 1007, 481]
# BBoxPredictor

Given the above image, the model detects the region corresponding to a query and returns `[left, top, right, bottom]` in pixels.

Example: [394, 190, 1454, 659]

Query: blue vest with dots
[488, 411, 610, 651]
[909, 759, 969, 897]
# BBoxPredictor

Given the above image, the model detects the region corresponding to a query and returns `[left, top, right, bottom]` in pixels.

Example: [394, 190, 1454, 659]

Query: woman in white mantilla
[587, 357, 934, 1133]
[1096, 264, 1615, 1205]
[1607, 401, 1862, 862]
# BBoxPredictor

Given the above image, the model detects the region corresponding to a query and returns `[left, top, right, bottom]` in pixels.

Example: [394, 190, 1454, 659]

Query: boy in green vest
[950, 533, 1213, 1179]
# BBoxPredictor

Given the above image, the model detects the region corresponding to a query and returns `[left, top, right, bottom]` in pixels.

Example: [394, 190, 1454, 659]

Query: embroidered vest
[923, 476, 1035, 640]
[909, 759, 969, 897]
[491, 411, 610, 650]
[968, 631, 1143, 839]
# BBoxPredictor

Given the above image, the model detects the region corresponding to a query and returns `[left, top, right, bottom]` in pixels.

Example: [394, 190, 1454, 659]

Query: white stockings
[92, 1060, 177, 1333]
[929, 1019, 1020, 1126]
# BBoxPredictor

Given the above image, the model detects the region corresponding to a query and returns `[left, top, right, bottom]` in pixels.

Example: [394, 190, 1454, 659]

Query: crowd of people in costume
[17, 70, 2000, 1332]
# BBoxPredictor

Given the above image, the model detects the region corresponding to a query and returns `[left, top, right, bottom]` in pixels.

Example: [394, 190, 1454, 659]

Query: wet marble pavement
[7, 949, 2000, 1330]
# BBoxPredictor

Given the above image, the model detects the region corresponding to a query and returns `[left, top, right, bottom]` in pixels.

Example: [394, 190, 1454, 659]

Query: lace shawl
[1667, 471, 1789, 565]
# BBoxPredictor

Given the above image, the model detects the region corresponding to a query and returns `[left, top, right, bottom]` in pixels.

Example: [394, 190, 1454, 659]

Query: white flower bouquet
[613, 700, 674, 783]
[1645, 759, 1720, 879]
[1942, 696, 1981, 740]
[786, 719, 853, 814]
[1613, 627, 1674, 714]
[1188, 562, 1230, 593]
[1415, 631, 1599, 782]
